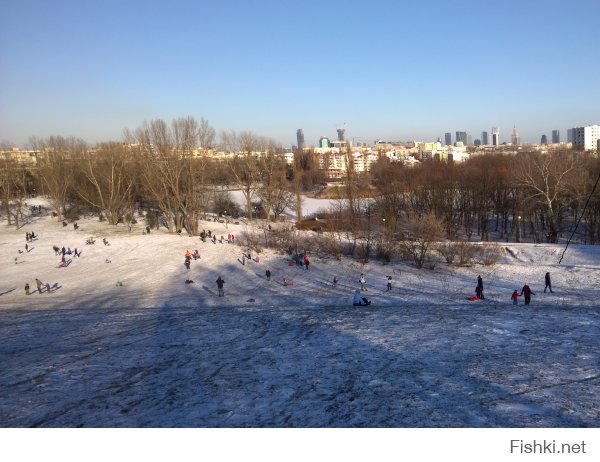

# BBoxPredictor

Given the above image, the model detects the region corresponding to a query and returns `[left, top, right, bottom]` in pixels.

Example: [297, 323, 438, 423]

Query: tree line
[1, 116, 599, 256]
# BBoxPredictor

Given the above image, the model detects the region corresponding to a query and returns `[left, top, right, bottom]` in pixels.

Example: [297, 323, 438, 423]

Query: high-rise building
[336, 128, 345, 142]
[571, 125, 600, 151]
[492, 127, 500, 146]
[319, 136, 331, 149]
[541, 134, 548, 145]
[567, 128, 574, 143]
[481, 131, 489, 145]
[511, 125, 520, 145]
[474, 139, 482, 146]
[445, 132, 452, 146]
[552, 129, 560, 144]
[296, 129, 305, 151]
[455, 131, 467, 145]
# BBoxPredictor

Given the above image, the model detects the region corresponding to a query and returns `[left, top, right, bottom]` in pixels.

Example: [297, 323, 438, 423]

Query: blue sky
[1, 0, 599, 148]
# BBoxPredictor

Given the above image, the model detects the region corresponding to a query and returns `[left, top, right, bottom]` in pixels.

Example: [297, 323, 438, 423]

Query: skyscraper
[541, 134, 548, 145]
[455, 131, 467, 145]
[445, 132, 452, 146]
[552, 129, 560, 144]
[296, 129, 305, 151]
[336, 128, 345, 142]
[492, 127, 500, 146]
[511, 125, 520, 145]
[481, 131, 489, 145]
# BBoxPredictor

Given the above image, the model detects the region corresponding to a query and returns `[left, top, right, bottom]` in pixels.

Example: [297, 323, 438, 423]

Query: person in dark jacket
[477, 275, 484, 299]
[520, 284, 535, 305]
[544, 272, 553, 293]
[265, 269, 271, 281]
[216, 276, 225, 297]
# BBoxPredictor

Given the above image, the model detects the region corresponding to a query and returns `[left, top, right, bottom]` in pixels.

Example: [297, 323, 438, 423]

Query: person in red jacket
[511, 290, 519, 305]
[520, 284, 535, 305]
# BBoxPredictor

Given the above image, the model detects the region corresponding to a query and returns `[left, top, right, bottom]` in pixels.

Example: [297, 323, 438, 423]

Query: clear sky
[1, 0, 599, 148]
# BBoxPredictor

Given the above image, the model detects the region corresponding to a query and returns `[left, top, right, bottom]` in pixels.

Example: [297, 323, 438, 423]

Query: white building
[571, 125, 600, 151]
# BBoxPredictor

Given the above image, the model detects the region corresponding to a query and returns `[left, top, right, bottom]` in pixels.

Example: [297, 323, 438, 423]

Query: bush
[438, 241, 478, 266]
[212, 192, 242, 218]
[237, 230, 263, 253]
[145, 210, 161, 229]
[398, 213, 444, 269]
[476, 243, 505, 266]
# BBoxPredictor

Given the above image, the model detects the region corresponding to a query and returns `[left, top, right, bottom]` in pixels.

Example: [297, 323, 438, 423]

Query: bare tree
[0, 159, 34, 227]
[516, 150, 582, 243]
[30, 136, 85, 221]
[223, 130, 266, 221]
[72, 142, 135, 225]
[256, 140, 289, 221]
[126, 116, 207, 234]
[399, 213, 444, 269]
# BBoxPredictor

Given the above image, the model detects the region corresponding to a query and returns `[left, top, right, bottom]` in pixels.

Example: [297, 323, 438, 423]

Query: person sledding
[353, 290, 371, 306]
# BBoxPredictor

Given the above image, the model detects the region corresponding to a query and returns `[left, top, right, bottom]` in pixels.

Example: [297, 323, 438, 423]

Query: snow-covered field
[1, 199, 599, 428]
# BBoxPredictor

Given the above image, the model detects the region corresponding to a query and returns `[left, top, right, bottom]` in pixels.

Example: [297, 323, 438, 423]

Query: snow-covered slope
[1, 201, 599, 427]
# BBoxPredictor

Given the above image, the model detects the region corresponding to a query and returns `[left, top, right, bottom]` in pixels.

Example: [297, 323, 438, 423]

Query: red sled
[467, 296, 480, 301]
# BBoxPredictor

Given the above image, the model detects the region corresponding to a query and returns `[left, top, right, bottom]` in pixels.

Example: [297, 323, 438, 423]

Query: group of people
[25, 278, 53, 295]
[475, 272, 553, 306]
[53, 245, 80, 257]
[356, 273, 392, 293]
[25, 231, 37, 242]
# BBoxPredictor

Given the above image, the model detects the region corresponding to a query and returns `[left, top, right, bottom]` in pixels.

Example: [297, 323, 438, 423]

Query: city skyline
[1, 0, 599, 148]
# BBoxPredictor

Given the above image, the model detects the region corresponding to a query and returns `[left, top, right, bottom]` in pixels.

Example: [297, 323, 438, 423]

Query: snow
[1, 198, 600, 429]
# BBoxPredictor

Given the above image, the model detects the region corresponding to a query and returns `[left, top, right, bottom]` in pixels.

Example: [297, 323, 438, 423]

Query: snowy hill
[1, 200, 599, 427]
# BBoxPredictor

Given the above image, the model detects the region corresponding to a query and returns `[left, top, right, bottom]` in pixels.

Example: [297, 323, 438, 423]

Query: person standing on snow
[24, 283, 30, 295]
[265, 269, 271, 281]
[511, 290, 519, 305]
[216, 276, 225, 297]
[359, 273, 367, 291]
[476, 275, 484, 299]
[35, 278, 43, 293]
[520, 284, 535, 305]
[386, 276, 392, 292]
[544, 272, 553, 293]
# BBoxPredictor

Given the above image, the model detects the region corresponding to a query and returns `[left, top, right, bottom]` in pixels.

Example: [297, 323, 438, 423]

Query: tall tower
[541, 134, 548, 145]
[481, 131, 489, 145]
[444, 132, 452, 146]
[492, 127, 500, 146]
[336, 128, 345, 142]
[455, 131, 467, 145]
[511, 125, 520, 145]
[552, 129, 560, 144]
[296, 129, 305, 150]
